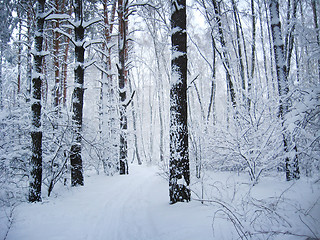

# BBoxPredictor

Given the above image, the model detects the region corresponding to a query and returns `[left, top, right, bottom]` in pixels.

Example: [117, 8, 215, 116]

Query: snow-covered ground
[1, 164, 320, 240]
[2, 165, 213, 240]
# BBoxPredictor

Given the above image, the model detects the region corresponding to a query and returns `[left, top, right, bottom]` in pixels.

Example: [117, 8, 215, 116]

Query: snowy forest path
[5, 164, 213, 240]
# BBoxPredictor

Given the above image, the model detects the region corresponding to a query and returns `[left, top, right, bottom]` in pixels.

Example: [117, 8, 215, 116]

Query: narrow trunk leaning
[269, 0, 299, 181]
[170, 0, 190, 204]
[29, 0, 45, 202]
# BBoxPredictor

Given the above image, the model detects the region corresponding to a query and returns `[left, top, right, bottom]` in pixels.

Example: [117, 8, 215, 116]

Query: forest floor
[1, 164, 320, 240]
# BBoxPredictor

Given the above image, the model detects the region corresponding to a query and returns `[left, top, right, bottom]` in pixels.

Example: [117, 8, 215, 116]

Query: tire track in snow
[90, 165, 160, 240]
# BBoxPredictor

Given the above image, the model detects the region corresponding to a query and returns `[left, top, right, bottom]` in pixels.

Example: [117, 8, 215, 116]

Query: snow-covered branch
[45, 13, 70, 21]
[83, 17, 103, 29]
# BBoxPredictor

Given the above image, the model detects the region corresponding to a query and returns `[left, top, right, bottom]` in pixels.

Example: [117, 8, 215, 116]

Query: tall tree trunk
[53, 0, 61, 108]
[118, 0, 128, 175]
[29, 0, 45, 202]
[169, 0, 190, 204]
[61, 5, 72, 107]
[201, 0, 216, 123]
[70, 0, 84, 186]
[100, 0, 118, 174]
[206, 34, 216, 124]
[285, 0, 297, 78]
[212, 0, 236, 108]
[148, 13, 165, 162]
[0, 45, 2, 109]
[264, 0, 276, 96]
[107, 0, 118, 173]
[158, 86, 164, 163]
[249, 0, 256, 109]
[17, 12, 22, 95]
[231, 0, 246, 105]
[148, 85, 154, 162]
[269, 0, 300, 181]
[312, 0, 320, 82]
[128, 77, 142, 165]
[258, 0, 270, 99]
[27, 7, 33, 102]
[42, 37, 48, 107]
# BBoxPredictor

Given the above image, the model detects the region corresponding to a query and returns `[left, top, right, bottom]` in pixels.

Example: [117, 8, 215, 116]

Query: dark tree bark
[118, 0, 129, 175]
[258, 0, 270, 98]
[70, 0, 84, 186]
[0, 45, 2, 109]
[212, 0, 236, 108]
[62, 2, 72, 107]
[169, 0, 190, 204]
[26, 6, 34, 102]
[29, 0, 45, 202]
[269, 0, 300, 181]
[231, 0, 246, 104]
[53, 0, 61, 108]
[17, 11, 22, 94]
[200, 0, 216, 124]
[285, 0, 297, 78]
[249, 0, 256, 109]
[312, 0, 320, 82]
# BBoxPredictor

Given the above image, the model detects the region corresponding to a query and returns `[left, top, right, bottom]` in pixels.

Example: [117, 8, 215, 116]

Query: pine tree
[29, 0, 46, 202]
[118, 0, 129, 175]
[169, 0, 190, 204]
[70, 0, 84, 186]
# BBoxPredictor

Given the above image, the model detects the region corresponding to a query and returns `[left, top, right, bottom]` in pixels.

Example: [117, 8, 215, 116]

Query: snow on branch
[30, 49, 50, 57]
[55, 28, 75, 46]
[84, 39, 104, 49]
[83, 59, 96, 70]
[83, 17, 103, 29]
[94, 62, 110, 76]
[92, 46, 114, 59]
[31, 72, 44, 80]
[39, 8, 54, 19]
[131, 0, 160, 9]
[171, 50, 186, 60]
[67, 19, 77, 28]
[172, 0, 185, 12]
[171, 26, 182, 35]
[60, 24, 74, 30]
[46, 13, 70, 21]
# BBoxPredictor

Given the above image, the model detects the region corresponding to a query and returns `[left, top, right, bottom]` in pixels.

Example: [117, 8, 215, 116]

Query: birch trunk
[269, 0, 300, 181]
